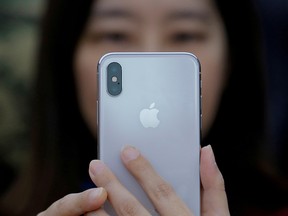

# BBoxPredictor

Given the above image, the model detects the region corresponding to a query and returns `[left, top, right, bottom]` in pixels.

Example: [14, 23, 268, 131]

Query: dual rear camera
[107, 62, 122, 96]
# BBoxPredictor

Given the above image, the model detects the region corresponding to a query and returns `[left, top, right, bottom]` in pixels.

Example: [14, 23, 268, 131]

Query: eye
[171, 32, 205, 43]
[93, 31, 132, 44]
[86, 31, 130, 44]
[101, 32, 129, 43]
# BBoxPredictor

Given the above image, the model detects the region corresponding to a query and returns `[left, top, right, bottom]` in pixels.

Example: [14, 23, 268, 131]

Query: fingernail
[121, 145, 140, 163]
[89, 187, 103, 200]
[89, 160, 105, 177]
[205, 144, 217, 167]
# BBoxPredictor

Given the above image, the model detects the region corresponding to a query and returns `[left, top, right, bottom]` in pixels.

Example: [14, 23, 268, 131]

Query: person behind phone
[1, 0, 287, 215]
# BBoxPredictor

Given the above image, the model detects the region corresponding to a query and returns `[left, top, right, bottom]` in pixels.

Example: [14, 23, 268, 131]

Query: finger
[38, 188, 107, 216]
[85, 208, 109, 216]
[89, 160, 150, 216]
[200, 145, 230, 215]
[121, 146, 192, 216]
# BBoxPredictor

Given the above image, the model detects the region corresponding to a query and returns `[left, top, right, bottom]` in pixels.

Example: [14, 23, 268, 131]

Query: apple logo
[140, 103, 160, 128]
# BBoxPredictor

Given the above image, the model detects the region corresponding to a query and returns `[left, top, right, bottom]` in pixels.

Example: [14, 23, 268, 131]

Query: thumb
[200, 145, 230, 216]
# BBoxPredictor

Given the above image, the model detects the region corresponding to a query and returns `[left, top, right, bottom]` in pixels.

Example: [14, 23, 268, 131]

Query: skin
[88, 145, 230, 216]
[39, 0, 230, 214]
[74, 0, 228, 137]
[37, 188, 107, 216]
[38, 145, 229, 215]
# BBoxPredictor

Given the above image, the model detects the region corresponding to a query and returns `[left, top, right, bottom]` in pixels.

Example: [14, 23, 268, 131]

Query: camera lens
[108, 62, 121, 73]
[107, 62, 122, 96]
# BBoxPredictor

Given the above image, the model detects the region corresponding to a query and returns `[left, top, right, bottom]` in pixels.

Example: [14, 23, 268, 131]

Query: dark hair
[0, 0, 273, 215]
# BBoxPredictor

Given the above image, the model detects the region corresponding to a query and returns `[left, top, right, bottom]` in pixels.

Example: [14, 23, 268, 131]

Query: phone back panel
[97, 52, 201, 216]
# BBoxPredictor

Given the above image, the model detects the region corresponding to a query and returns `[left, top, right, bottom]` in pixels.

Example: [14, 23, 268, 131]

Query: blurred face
[74, 0, 228, 137]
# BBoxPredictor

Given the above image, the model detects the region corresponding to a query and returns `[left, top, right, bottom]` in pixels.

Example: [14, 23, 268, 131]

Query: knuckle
[53, 194, 74, 214]
[153, 182, 174, 199]
[118, 200, 140, 216]
[56, 196, 68, 209]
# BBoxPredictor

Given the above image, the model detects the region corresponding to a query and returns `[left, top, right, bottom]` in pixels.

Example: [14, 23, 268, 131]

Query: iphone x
[97, 52, 201, 216]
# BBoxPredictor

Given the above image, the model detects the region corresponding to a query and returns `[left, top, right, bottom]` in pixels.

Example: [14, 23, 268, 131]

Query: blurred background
[0, 0, 45, 194]
[0, 0, 287, 196]
[254, 0, 288, 178]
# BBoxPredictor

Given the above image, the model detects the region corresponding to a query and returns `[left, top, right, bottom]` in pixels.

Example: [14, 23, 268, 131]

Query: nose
[138, 29, 166, 52]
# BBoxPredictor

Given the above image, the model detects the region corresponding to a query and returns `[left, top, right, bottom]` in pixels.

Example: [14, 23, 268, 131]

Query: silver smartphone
[97, 52, 201, 216]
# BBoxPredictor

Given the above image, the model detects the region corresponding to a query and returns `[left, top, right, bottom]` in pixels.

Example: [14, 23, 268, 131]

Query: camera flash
[112, 76, 118, 82]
